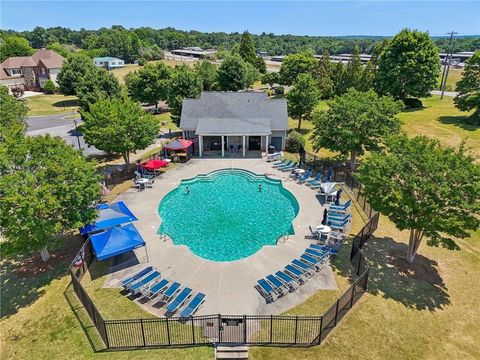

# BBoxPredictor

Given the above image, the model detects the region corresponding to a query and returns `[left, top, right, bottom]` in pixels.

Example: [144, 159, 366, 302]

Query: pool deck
[105, 158, 339, 316]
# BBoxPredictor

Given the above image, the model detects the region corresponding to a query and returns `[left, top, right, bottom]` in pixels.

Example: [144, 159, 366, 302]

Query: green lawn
[155, 112, 179, 131]
[26, 94, 78, 116]
[111, 59, 198, 83]
[437, 67, 463, 92]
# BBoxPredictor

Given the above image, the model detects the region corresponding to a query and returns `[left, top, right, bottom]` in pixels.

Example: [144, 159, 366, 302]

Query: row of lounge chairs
[255, 245, 332, 303]
[121, 267, 206, 318]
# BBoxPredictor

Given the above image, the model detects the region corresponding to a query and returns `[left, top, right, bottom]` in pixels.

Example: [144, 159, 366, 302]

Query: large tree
[377, 29, 440, 101]
[0, 135, 101, 261]
[167, 64, 202, 126]
[342, 45, 364, 92]
[358, 135, 480, 263]
[0, 35, 34, 62]
[57, 53, 96, 95]
[286, 73, 320, 131]
[261, 72, 279, 90]
[76, 66, 121, 111]
[125, 62, 172, 110]
[311, 88, 402, 168]
[239, 31, 256, 64]
[217, 55, 250, 91]
[454, 50, 480, 123]
[195, 60, 217, 91]
[80, 97, 160, 164]
[279, 51, 317, 86]
[314, 50, 334, 99]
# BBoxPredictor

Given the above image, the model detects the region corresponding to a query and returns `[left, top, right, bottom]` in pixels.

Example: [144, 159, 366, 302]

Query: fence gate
[218, 315, 247, 343]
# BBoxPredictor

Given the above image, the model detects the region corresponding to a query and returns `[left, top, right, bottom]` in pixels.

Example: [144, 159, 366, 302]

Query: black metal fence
[69, 175, 379, 350]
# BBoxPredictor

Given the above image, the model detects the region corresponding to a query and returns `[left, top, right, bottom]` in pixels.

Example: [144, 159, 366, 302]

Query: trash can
[268, 145, 275, 154]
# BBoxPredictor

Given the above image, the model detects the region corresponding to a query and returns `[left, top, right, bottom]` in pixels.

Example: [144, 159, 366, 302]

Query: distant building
[171, 47, 217, 59]
[180, 92, 288, 157]
[0, 49, 65, 92]
[93, 57, 125, 70]
[257, 51, 269, 58]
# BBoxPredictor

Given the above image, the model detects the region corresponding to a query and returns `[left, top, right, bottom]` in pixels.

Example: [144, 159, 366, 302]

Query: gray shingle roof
[180, 92, 288, 134]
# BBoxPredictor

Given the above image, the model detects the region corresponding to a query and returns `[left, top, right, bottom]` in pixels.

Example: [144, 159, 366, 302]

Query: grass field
[26, 94, 78, 116]
[111, 59, 198, 83]
[438, 67, 463, 92]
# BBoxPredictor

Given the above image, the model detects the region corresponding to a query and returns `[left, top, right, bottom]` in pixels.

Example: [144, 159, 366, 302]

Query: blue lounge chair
[309, 175, 327, 187]
[179, 292, 207, 318]
[284, 265, 308, 284]
[275, 271, 299, 291]
[292, 259, 316, 274]
[272, 159, 288, 167]
[256, 279, 277, 303]
[313, 244, 340, 255]
[166, 287, 193, 314]
[328, 218, 350, 232]
[143, 279, 169, 300]
[305, 248, 326, 258]
[281, 162, 298, 172]
[276, 160, 293, 169]
[300, 254, 322, 270]
[327, 213, 351, 221]
[161, 282, 182, 303]
[306, 174, 322, 186]
[266, 274, 287, 296]
[121, 266, 153, 288]
[297, 170, 312, 183]
[128, 270, 161, 295]
[329, 200, 352, 214]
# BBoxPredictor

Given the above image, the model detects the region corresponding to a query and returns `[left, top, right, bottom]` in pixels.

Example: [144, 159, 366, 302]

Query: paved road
[431, 90, 458, 97]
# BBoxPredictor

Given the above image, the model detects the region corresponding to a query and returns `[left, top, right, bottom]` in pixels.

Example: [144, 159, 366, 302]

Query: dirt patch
[13, 248, 69, 278]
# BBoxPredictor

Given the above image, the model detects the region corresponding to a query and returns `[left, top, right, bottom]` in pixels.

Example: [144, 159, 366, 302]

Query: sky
[1, 1, 479, 36]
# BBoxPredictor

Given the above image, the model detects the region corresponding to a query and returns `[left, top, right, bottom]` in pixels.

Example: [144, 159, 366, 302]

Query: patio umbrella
[335, 189, 343, 205]
[321, 209, 328, 225]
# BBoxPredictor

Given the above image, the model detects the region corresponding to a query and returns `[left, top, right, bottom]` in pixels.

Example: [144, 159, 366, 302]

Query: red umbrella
[164, 139, 193, 151]
[141, 159, 169, 171]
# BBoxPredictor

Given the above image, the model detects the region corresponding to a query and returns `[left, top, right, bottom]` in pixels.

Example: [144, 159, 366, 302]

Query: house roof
[1, 56, 36, 68]
[32, 49, 65, 69]
[180, 92, 288, 133]
[94, 57, 123, 62]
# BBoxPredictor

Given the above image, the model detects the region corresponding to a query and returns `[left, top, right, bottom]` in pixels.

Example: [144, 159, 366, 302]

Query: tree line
[1, 25, 479, 63]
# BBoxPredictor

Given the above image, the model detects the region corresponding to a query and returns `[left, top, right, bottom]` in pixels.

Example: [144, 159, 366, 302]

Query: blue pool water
[158, 169, 299, 262]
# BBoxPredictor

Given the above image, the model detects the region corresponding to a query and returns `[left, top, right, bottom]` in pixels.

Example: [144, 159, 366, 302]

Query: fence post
[166, 317, 171, 345]
[294, 316, 298, 344]
[191, 317, 195, 344]
[334, 300, 339, 326]
[103, 321, 110, 349]
[350, 283, 356, 308]
[317, 316, 323, 345]
[357, 252, 362, 276]
[140, 318, 146, 347]
[243, 315, 247, 344]
[269, 315, 273, 343]
[218, 314, 222, 343]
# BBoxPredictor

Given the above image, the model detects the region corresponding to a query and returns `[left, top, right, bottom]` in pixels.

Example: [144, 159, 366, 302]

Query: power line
[440, 31, 458, 99]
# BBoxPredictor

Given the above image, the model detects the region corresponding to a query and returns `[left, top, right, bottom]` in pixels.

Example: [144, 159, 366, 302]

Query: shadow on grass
[337, 235, 450, 311]
[0, 235, 83, 318]
[52, 99, 78, 108]
[439, 115, 479, 131]
[64, 284, 107, 352]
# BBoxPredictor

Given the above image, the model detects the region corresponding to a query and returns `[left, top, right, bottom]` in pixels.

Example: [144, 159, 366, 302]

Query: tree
[125, 62, 171, 110]
[217, 55, 249, 91]
[76, 67, 121, 111]
[279, 52, 317, 86]
[358, 135, 480, 263]
[167, 65, 202, 125]
[46, 42, 73, 58]
[194, 60, 217, 91]
[342, 45, 363, 92]
[454, 50, 480, 123]
[57, 53, 96, 95]
[261, 72, 279, 89]
[311, 89, 402, 169]
[314, 50, 334, 99]
[377, 29, 440, 101]
[285, 131, 305, 153]
[0, 35, 34, 62]
[0, 135, 101, 261]
[43, 80, 57, 94]
[286, 73, 320, 131]
[239, 31, 256, 64]
[80, 98, 160, 164]
[331, 61, 346, 96]
[253, 56, 267, 74]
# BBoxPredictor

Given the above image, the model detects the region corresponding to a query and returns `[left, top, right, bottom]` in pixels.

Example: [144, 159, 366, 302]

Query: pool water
[158, 169, 299, 262]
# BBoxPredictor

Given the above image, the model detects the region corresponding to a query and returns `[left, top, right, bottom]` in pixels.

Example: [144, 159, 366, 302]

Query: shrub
[285, 131, 305, 153]
[43, 80, 57, 94]
[403, 98, 423, 109]
[274, 86, 284, 95]
[138, 58, 147, 66]
[10, 86, 24, 98]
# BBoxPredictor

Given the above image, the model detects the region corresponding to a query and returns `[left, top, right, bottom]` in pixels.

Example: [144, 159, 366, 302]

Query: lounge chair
[305, 248, 327, 258]
[128, 270, 161, 295]
[284, 264, 308, 284]
[272, 159, 286, 166]
[312, 244, 340, 255]
[318, 183, 338, 203]
[327, 213, 352, 223]
[160, 282, 182, 303]
[297, 170, 312, 183]
[328, 218, 350, 232]
[143, 278, 169, 300]
[179, 292, 207, 318]
[329, 200, 352, 214]
[266, 274, 288, 296]
[121, 267, 153, 289]
[256, 279, 278, 303]
[281, 162, 299, 172]
[292, 259, 316, 274]
[166, 287, 193, 314]
[275, 160, 293, 169]
[300, 254, 323, 270]
[274, 271, 299, 291]
[306, 174, 322, 186]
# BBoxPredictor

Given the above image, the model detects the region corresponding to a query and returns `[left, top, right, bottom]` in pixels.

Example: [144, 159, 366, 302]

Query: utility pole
[440, 31, 458, 99]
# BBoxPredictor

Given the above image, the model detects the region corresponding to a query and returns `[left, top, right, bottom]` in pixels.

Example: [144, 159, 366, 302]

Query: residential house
[180, 92, 288, 157]
[93, 57, 125, 70]
[0, 49, 65, 92]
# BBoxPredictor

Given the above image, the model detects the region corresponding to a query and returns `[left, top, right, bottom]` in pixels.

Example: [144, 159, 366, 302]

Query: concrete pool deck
[105, 158, 339, 316]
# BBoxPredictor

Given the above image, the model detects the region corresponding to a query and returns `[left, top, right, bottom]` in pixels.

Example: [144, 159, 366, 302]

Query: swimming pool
[158, 169, 299, 262]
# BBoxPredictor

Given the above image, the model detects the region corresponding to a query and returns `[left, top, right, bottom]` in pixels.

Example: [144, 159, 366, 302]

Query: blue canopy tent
[89, 223, 148, 261]
[80, 201, 138, 235]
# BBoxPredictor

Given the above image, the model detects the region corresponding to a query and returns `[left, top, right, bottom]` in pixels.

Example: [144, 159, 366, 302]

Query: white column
[242, 135, 246, 157]
[199, 135, 203, 157]
[265, 135, 269, 155]
[221, 135, 225, 157]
